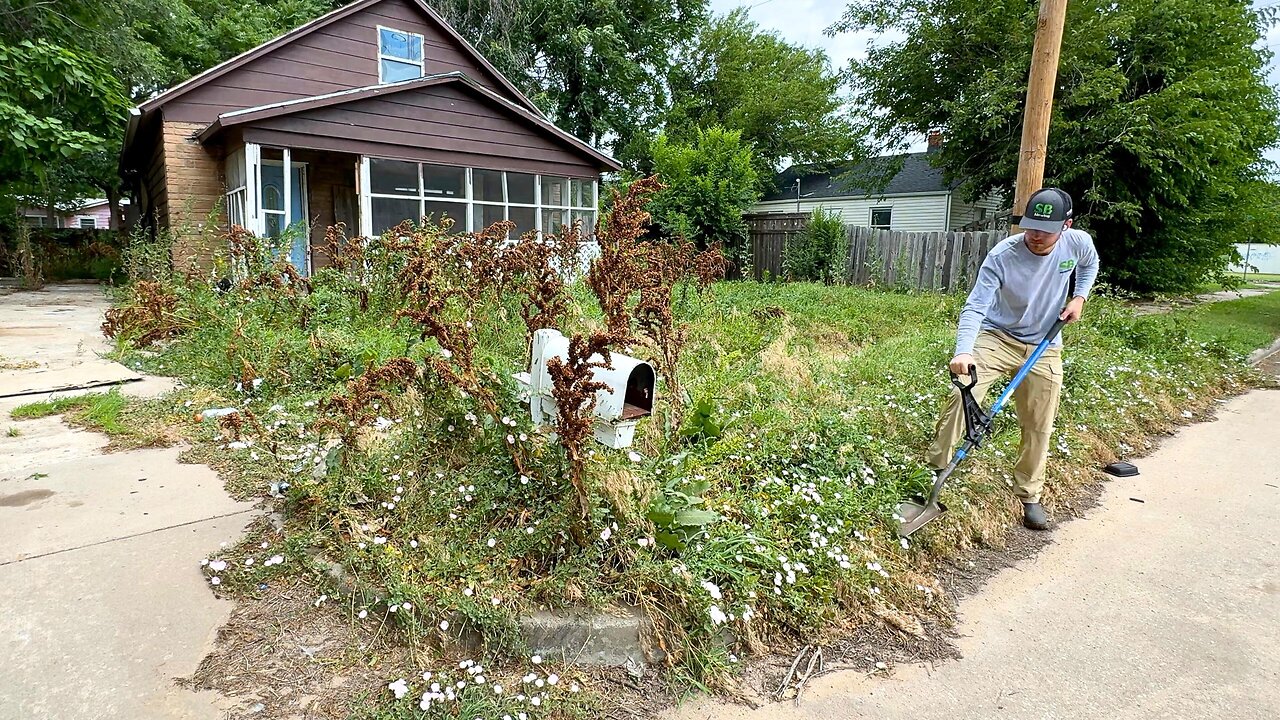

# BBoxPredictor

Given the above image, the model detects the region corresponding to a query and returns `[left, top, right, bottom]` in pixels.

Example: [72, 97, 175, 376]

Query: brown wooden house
[119, 0, 620, 274]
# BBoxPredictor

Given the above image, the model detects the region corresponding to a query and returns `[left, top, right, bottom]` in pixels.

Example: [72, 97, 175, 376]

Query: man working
[926, 188, 1100, 530]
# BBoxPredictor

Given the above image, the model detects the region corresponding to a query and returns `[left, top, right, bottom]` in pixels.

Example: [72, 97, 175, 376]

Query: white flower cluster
[388, 656, 579, 716]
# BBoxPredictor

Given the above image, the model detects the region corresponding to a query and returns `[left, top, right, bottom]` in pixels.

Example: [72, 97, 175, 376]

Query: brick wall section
[162, 120, 226, 270]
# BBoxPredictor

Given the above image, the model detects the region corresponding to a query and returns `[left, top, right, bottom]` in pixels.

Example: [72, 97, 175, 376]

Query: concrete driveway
[671, 383, 1280, 720]
[0, 285, 256, 720]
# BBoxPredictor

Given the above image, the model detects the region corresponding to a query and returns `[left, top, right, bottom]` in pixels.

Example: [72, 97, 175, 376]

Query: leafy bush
[647, 126, 761, 270]
[783, 209, 847, 283]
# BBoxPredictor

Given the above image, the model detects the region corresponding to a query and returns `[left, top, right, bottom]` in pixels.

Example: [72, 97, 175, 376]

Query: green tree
[0, 0, 341, 228]
[647, 126, 760, 267]
[832, 0, 1280, 292]
[0, 39, 129, 226]
[435, 0, 706, 164]
[666, 9, 862, 183]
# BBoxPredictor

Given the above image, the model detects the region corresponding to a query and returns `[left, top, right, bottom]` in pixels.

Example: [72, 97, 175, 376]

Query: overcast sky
[708, 0, 1280, 166]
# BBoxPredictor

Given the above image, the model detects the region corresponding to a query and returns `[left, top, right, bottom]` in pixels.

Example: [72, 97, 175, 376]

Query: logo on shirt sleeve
[1058, 258, 1077, 273]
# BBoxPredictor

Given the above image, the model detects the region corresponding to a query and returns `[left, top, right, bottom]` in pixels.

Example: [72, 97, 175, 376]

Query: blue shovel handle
[946, 316, 1068, 468]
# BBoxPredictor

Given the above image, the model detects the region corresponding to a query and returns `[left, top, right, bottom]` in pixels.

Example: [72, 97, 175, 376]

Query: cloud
[706, 0, 886, 69]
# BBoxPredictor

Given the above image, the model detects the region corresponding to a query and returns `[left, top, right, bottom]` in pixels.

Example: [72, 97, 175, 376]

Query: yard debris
[774, 644, 825, 704]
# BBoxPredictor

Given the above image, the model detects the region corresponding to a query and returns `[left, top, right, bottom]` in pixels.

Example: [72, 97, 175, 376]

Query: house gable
[149, 0, 537, 123]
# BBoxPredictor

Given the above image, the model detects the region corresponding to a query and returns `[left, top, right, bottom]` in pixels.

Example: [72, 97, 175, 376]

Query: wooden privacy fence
[844, 227, 1007, 291]
[743, 212, 1007, 291]
[745, 212, 807, 281]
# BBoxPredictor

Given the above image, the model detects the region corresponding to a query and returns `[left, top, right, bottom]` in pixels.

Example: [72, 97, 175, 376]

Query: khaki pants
[925, 330, 1063, 503]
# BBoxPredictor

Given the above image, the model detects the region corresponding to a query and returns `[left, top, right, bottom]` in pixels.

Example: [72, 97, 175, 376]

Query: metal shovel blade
[896, 497, 947, 537]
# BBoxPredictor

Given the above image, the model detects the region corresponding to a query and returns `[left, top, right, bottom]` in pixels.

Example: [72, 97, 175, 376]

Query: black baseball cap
[1020, 188, 1073, 233]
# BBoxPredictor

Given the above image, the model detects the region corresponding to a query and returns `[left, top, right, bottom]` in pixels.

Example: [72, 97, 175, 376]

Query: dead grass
[182, 577, 416, 720]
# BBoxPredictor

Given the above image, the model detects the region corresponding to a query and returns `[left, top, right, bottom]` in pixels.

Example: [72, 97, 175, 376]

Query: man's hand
[1060, 296, 1086, 324]
[949, 353, 975, 375]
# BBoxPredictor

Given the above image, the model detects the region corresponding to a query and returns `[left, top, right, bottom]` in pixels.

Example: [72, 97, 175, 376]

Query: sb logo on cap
[1033, 202, 1055, 218]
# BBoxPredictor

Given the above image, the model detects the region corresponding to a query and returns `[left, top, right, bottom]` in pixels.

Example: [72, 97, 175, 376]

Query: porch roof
[197, 73, 621, 174]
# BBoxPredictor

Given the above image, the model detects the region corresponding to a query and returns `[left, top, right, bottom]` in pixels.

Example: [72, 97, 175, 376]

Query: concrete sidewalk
[0, 285, 255, 720]
[672, 387, 1280, 720]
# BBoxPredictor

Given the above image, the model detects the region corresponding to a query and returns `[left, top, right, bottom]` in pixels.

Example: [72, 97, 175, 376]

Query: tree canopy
[831, 0, 1280, 291]
[435, 0, 706, 163]
[0, 0, 344, 223]
[665, 9, 862, 183]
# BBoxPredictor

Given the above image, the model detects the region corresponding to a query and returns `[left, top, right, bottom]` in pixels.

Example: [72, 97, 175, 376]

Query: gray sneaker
[1023, 502, 1050, 531]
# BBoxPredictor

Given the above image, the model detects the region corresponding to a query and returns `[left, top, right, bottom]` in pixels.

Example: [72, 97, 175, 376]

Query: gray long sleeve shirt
[955, 229, 1100, 355]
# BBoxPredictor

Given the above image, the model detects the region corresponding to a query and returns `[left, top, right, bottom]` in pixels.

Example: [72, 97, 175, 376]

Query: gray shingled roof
[761, 151, 955, 202]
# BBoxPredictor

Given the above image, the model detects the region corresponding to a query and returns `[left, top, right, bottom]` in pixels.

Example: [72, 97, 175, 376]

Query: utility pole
[1012, 0, 1068, 232]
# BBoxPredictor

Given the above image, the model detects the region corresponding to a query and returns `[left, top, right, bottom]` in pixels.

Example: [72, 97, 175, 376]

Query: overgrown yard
[24, 196, 1274, 718]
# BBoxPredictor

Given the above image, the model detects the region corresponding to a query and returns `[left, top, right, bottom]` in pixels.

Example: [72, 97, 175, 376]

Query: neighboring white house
[750, 148, 1002, 232]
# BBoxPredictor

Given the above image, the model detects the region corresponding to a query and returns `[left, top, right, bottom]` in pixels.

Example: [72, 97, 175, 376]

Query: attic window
[378, 26, 424, 83]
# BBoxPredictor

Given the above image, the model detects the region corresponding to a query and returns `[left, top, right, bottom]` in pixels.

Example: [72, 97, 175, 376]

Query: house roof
[196, 73, 621, 171]
[761, 152, 956, 202]
[136, 0, 540, 118]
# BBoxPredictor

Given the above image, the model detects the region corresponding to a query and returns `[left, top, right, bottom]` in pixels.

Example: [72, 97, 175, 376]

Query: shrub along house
[119, 0, 620, 274]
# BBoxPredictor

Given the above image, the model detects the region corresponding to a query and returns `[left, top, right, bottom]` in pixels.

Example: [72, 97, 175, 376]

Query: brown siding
[242, 83, 599, 178]
[165, 0, 517, 123]
[162, 120, 227, 269]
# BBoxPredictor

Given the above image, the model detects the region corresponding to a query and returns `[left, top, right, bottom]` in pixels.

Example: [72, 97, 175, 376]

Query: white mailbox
[515, 328, 655, 449]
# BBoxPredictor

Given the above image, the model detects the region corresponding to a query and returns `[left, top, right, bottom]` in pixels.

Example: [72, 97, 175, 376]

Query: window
[871, 207, 892, 230]
[79, 218, 96, 229]
[378, 27, 424, 83]
[23, 215, 49, 228]
[362, 159, 597, 239]
[225, 147, 248, 229]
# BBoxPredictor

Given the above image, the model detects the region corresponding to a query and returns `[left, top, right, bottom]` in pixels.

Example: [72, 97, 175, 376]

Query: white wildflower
[708, 605, 728, 625]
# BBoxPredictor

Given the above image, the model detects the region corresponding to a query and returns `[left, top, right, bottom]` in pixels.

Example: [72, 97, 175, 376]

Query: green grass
[12, 389, 160, 442]
[94, 230, 1278, 718]
[1181, 290, 1280, 356]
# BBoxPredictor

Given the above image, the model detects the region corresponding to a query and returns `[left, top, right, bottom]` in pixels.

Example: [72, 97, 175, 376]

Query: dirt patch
[182, 579, 416, 720]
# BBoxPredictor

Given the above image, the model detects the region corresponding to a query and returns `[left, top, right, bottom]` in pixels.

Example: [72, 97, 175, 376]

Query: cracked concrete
[0, 285, 256, 720]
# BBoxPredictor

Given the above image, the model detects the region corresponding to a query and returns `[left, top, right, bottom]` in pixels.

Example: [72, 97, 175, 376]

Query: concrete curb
[1248, 336, 1280, 365]
[521, 606, 664, 669]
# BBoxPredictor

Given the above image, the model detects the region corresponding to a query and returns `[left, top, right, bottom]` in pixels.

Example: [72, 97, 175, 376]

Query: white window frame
[259, 157, 310, 240]
[79, 217, 96, 229]
[359, 156, 597, 241]
[870, 206, 892, 231]
[377, 25, 425, 84]
[225, 146, 249, 231]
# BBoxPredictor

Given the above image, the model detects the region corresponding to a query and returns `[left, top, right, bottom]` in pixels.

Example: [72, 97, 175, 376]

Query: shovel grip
[950, 364, 978, 391]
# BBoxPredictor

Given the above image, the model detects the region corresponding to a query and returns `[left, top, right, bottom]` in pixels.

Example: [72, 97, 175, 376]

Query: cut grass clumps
[99, 207, 1273, 717]
[12, 388, 182, 449]
[12, 390, 128, 433]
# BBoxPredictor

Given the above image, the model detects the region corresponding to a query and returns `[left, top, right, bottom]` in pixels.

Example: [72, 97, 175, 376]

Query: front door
[260, 162, 309, 274]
